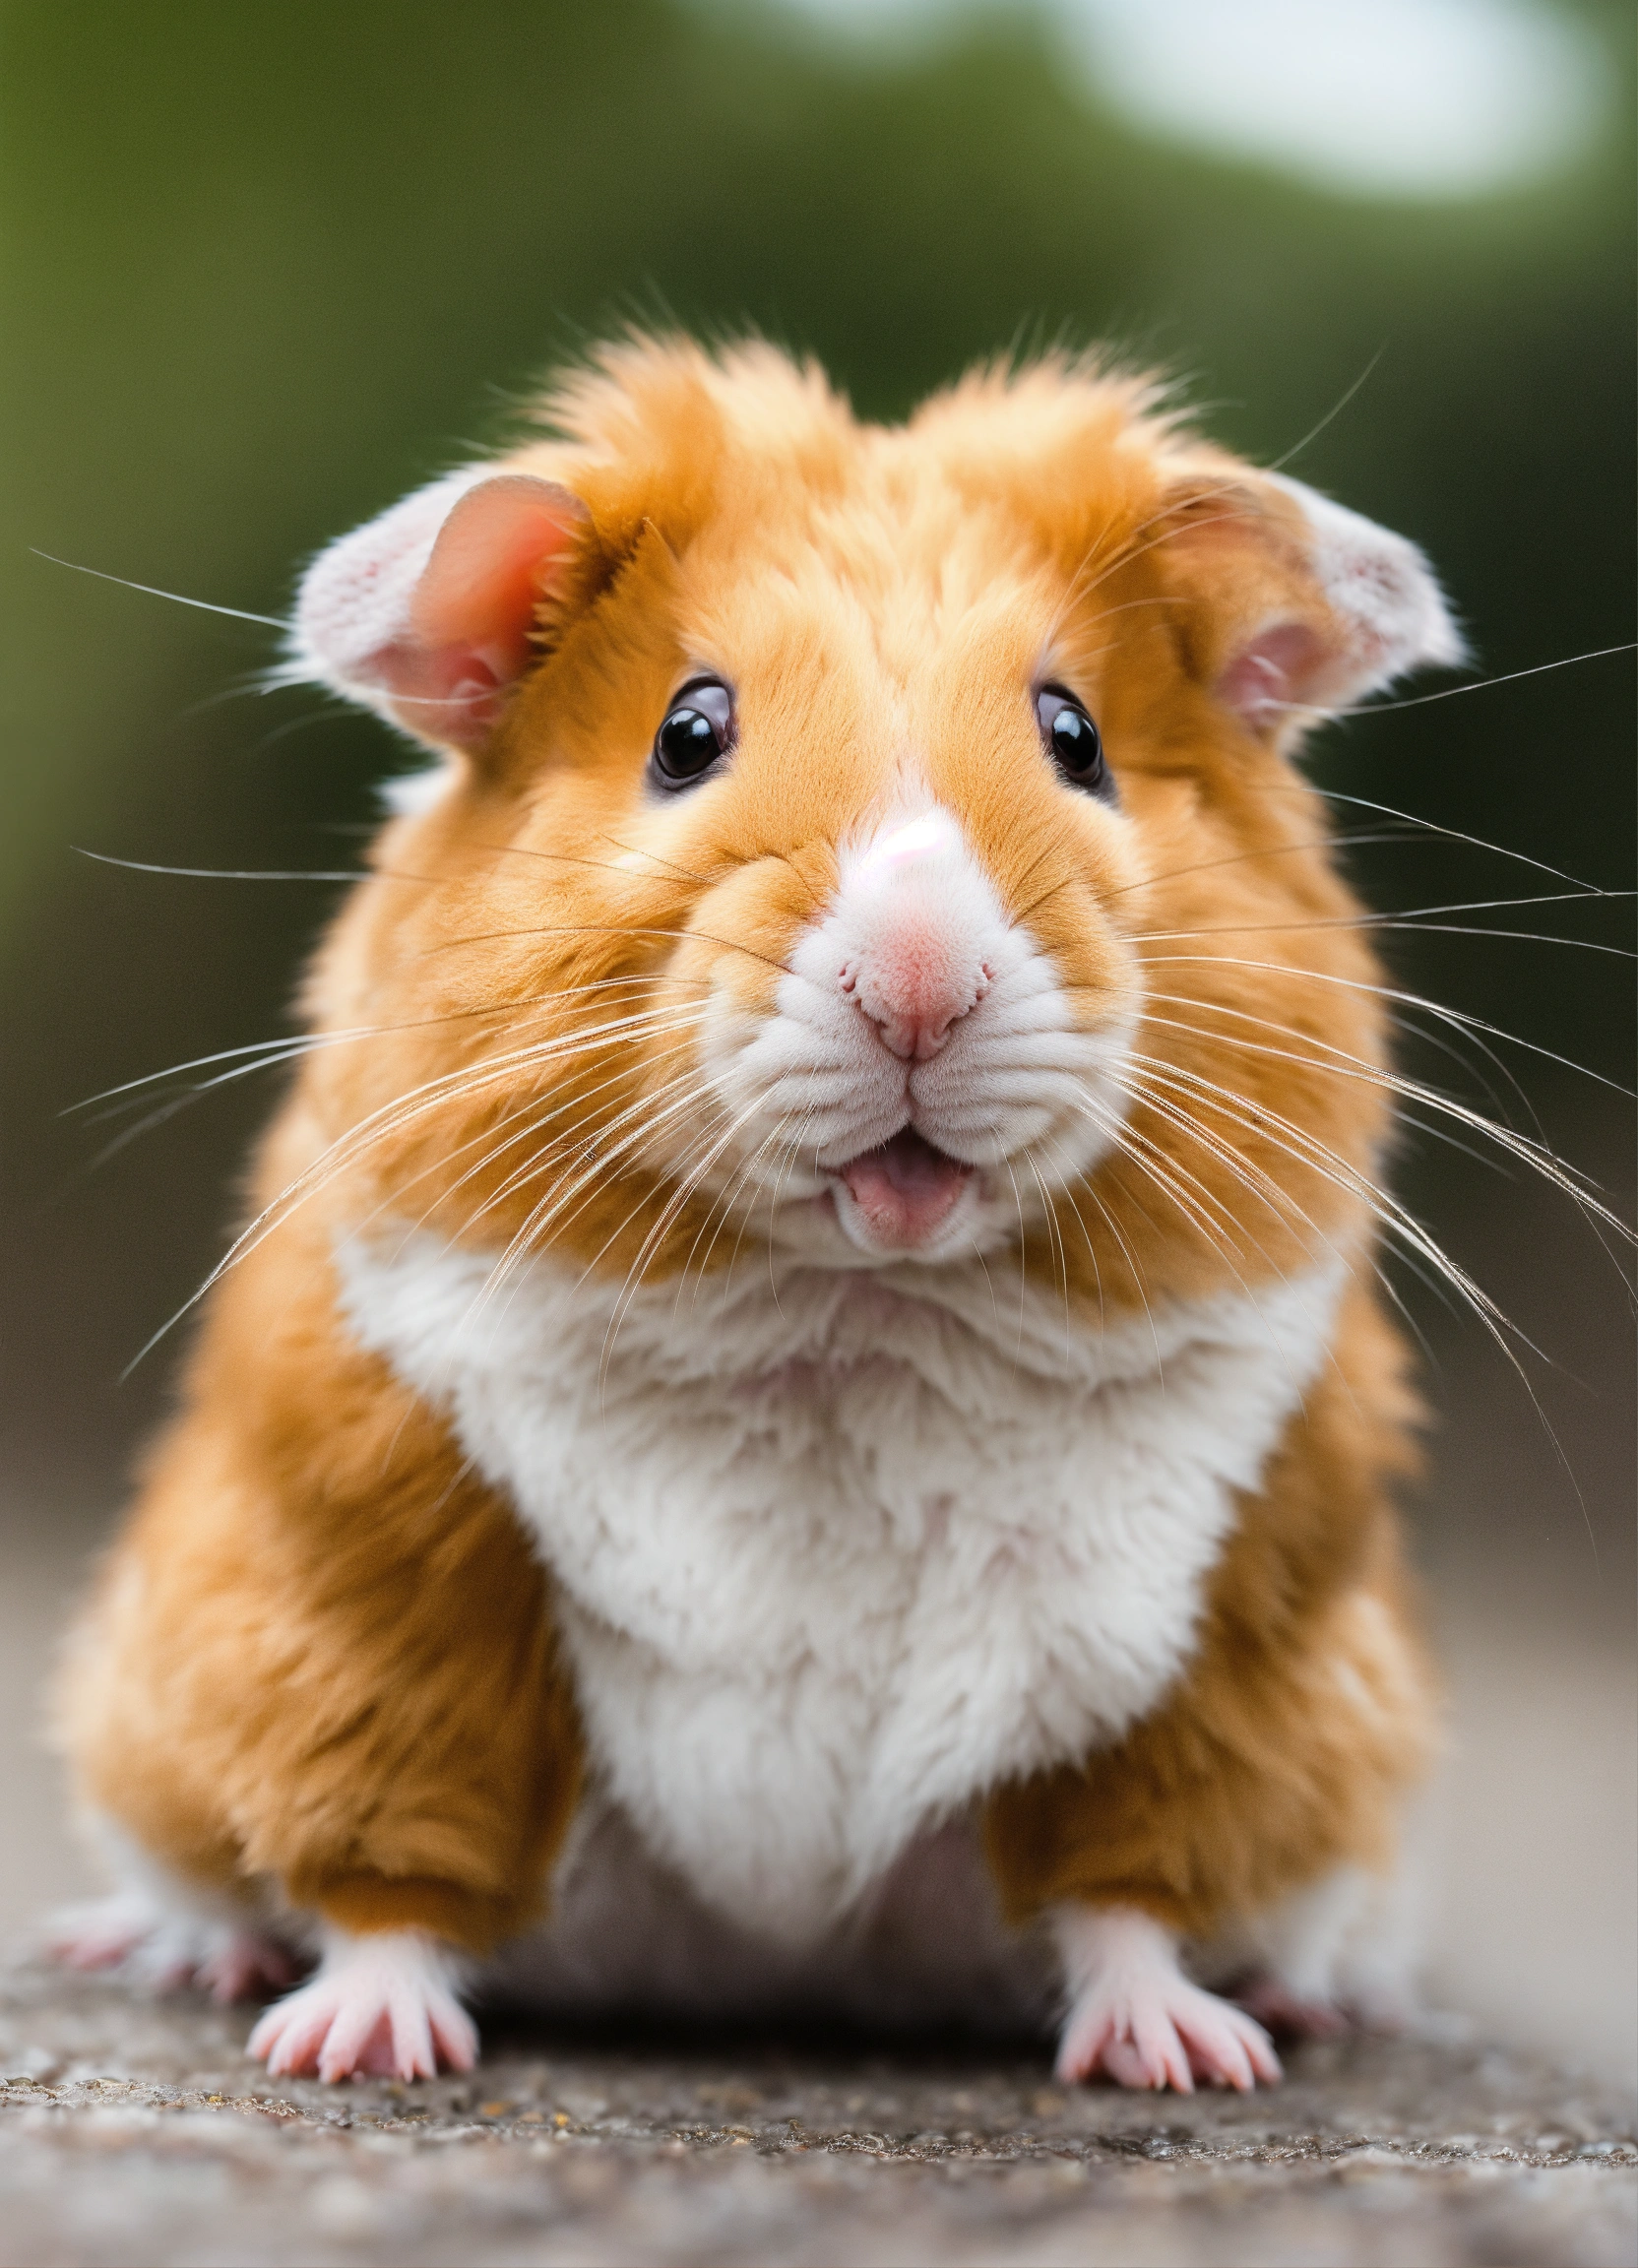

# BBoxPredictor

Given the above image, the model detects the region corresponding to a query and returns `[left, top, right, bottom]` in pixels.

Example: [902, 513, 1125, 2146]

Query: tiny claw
[1054, 1905, 1283, 2096]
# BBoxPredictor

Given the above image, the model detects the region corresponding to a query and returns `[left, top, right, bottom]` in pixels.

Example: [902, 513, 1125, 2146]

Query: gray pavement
[1, 1967, 1633, 2268]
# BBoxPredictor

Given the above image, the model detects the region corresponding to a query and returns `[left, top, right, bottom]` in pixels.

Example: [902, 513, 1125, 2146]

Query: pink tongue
[839, 1128, 973, 1247]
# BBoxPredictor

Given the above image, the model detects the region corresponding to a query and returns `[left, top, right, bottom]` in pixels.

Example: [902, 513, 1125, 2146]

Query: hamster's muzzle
[697, 796, 1136, 1262]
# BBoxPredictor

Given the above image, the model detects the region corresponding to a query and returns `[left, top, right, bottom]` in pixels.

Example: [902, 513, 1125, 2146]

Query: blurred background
[2, 0, 1632, 2085]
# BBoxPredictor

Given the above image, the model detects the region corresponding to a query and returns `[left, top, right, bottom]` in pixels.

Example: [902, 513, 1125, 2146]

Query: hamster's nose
[842, 924, 992, 1062]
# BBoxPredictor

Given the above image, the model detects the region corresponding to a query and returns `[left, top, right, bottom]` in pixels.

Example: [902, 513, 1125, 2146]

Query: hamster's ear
[1161, 469, 1466, 740]
[291, 469, 592, 751]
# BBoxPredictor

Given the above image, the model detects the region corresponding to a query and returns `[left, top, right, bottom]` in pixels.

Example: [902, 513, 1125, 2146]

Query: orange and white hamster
[52, 339, 1458, 2091]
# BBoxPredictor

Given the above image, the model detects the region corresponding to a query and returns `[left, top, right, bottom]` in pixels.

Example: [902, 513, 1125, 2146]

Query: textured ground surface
[0, 1967, 1632, 2268]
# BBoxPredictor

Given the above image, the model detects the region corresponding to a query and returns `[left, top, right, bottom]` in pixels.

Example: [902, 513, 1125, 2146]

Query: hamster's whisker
[1069, 1093, 1267, 1270]
[1113, 1058, 1409, 1265]
[395, 1027, 714, 1248]
[1133, 995, 1633, 1253]
[77, 1044, 339, 1169]
[1023, 1150, 1074, 1332]
[1039, 472, 1249, 649]
[420, 920, 793, 978]
[1142, 915, 1635, 960]
[598, 833, 717, 888]
[74, 850, 372, 884]
[609, 1090, 786, 1307]
[679, 1104, 814, 1310]
[1107, 1058, 1592, 1513]
[706, 1113, 809, 1319]
[675, 1133, 765, 1313]
[78, 989, 659, 1141]
[1130, 881, 1635, 948]
[1032, 1134, 1108, 1330]
[1244, 778, 1611, 895]
[1284, 640, 1635, 723]
[1068, 498, 1248, 616]
[760, 1115, 826, 1305]
[456, 1037, 715, 1243]
[476, 1066, 736, 1323]
[1131, 1001, 1598, 1197]
[1267, 347, 1387, 473]
[1065, 1101, 1360, 1403]
[1112, 1056, 1546, 1372]
[1133, 955, 1634, 1105]
[1138, 991, 1533, 1168]
[454, 1068, 728, 1345]
[126, 1006, 720, 1370]
[993, 1150, 1035, 1352]
[30, 548, 285, 628]
[1071, 1085, 1341, 1367]
[305, 1028, 707, 1271]
[1083, 1073, 1434, 1360]
[1100, 828, 1431, 905]
[74, 1028, 386, 1115]
[72, 974, 708, 1117]
[463, 838, 709, 885]
[1057, 1150, 1164, 1369]
[592, 1091, 786, 1383]
[449, 1042, 726, 1297]
[1100, 1069, 1457, 1375]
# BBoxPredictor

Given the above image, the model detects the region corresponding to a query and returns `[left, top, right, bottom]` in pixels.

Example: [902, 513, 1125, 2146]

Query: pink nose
[843, 927, 990, 1061]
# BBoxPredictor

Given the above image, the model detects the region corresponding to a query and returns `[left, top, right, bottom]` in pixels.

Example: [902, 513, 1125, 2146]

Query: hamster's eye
[1036, 685, 1114, 802]
[651, 677, 734, 789]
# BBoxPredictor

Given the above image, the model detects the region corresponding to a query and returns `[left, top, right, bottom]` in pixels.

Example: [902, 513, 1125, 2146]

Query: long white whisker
[1128, 993, 1630, 1241]
[1245, 777, 1609, 895]
[1133, 884, 1634, 946]
[120, 1000, 722, 1372]
[1132, 953, 1634, 1103]
[31, 548, 285, 627]
[1291, 641, 1635, 722]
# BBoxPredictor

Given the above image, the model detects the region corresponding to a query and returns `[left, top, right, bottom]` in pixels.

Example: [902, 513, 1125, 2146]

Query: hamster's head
[288, 339, 1461, 1312]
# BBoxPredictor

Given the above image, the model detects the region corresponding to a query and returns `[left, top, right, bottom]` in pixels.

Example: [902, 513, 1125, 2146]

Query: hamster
[48, 337, 1461, 2092]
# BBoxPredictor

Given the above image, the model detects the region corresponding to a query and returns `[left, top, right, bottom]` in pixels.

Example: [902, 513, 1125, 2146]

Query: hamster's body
[54, 340, 1451, 2089]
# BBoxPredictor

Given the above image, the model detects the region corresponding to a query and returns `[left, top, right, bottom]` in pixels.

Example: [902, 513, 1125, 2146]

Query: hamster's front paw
[43, 1894, 157, 1974]
[44, 1895, 296, 2003]
[247, 1928, 477, 2083]
[1052, 1904, 1282, 2094]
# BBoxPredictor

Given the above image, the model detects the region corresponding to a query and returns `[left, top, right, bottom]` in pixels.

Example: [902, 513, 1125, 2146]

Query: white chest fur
[339, 1237, 1341, 1947]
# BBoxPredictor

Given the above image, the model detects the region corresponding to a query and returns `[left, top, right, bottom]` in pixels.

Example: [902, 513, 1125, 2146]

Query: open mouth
[833, 1127, 976, 1249]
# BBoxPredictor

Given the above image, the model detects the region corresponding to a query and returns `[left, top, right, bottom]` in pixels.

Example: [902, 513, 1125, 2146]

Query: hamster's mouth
[830, 1128, 976, 1250]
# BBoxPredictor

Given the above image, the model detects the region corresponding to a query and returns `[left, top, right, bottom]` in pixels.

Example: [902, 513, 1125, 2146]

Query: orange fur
[60, 1195, 583, 1951]
[61, 338, 1431, 1977]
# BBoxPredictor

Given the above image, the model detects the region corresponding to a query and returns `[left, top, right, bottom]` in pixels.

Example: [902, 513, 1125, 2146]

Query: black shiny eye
[1037, 685, 1114, 801]
[651, 677, 734, 789]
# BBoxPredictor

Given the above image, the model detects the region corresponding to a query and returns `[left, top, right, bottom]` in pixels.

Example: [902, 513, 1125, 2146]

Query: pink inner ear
[1215, 621, 1330, 732]
[379, 474, 588, 749]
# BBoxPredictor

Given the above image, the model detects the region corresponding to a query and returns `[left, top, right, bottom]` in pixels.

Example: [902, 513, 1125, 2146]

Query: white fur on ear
[1254, 472, 1467, 723]
[290, 468, 588, 752]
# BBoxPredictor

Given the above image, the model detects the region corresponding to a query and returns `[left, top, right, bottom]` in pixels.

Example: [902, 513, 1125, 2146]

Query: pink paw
[196, 1933, 299, 2006]
[43, 1897, 294, 2002]
[1234, 1975, 1350, 2041]
[247, 1930, 477, 2084]
[44, 1896, 153, 1974]
[1053, 1905, 1283, 2095]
